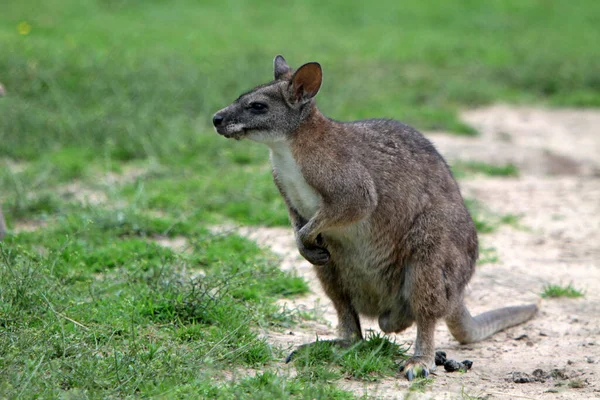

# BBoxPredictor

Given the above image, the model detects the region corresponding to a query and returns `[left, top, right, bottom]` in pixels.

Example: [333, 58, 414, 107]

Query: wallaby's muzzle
[212, 107, 246, 140]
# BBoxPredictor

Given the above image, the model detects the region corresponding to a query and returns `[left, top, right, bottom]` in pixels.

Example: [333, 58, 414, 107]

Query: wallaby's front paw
[298, 233, 330, 265]
[298, 241, 330, 265]
[400, 356, 432, 381]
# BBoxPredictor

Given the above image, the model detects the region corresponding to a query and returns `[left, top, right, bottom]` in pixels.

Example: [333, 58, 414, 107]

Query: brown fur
[213, 56, 538, 379]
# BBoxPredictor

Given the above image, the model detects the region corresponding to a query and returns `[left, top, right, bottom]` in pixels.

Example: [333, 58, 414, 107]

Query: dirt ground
[237, 105, 600, 399]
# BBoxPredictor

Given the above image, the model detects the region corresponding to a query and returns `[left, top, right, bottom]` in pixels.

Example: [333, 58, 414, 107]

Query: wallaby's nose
[213, 114, 224, 127]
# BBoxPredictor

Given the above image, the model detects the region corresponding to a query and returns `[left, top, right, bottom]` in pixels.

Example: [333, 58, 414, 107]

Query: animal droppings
[435, 351, 447, 366]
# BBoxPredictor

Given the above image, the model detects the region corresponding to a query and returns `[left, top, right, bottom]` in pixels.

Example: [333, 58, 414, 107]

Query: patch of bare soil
[151, 235, 190, 253]
[59, 182, 109, 206]
[235, 105, 600, 399]
[5, 165, 151, 235]
[59, 165, 151, 207]
[101, 165, 150, 186]
[13, 219, 48, 233]
[431, 105, 600, 178]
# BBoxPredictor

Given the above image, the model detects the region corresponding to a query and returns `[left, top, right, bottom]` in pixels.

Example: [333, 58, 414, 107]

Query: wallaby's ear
[274, 55, 291, 80]
[289, 62, 322, 104]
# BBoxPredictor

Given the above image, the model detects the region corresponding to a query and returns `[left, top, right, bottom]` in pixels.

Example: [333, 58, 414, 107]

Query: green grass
[409, 377, 434, 393]
[292, 333, 409, 383]
[197, 371, 356, 400]
[452, 162, 519, 179]
[1, 0, 598, 227]
[464, 199, 521, 235]
[0, 209, 314, 397]
[1, 0, 598, 397]
[477, 246, 499, 265]
[541, 283, 585, 299]
[2, 0, 600, 161]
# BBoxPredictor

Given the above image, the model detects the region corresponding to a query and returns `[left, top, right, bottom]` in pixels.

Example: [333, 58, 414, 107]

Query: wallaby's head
[213, 55, 322, 143]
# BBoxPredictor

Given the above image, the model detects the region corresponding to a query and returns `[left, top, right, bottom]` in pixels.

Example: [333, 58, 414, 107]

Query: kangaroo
[213, 56, 538, 380]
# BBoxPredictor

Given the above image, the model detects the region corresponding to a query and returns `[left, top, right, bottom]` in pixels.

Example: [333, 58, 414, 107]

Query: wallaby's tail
[446, 302, 539, 344]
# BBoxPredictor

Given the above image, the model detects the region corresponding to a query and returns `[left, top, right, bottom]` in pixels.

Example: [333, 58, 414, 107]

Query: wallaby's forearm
[288, 205, 308, 233]
[299, 188, 377, 244]
[298, 208, 351, 243]
[289, 206, 331, 265]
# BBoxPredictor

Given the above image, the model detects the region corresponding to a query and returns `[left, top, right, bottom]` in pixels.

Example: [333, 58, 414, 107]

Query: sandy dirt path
[237, 105, 600, 399]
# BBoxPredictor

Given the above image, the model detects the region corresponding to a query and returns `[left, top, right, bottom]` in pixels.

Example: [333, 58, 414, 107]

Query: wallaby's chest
[269, 143, 320, 219]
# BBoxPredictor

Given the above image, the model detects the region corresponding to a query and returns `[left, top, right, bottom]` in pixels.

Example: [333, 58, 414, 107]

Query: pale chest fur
[268, 142, 393, 316]
[269, 141, 321, 220]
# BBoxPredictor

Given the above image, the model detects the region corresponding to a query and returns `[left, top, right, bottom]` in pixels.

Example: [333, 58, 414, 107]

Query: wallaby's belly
[324, 221, 400, 317]
[270, 143, 403, 317]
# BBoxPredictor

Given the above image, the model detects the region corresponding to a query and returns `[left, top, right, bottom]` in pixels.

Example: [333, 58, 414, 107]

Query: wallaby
[213, 56, 538, 380]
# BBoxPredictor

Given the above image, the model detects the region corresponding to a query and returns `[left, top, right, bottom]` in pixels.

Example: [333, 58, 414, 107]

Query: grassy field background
[1, 0, 599, 397]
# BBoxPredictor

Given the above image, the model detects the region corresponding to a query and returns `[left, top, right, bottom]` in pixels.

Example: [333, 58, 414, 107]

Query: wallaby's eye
[248, 102, 268, 113]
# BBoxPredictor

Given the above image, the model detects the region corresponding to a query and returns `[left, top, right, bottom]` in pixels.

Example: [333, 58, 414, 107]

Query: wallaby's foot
[285, 338, 353, 363]
[400, 356, 433, 381]
[297, 234, 330, 265]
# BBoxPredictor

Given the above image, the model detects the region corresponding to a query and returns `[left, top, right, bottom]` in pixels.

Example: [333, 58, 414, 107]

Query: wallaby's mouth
[213, 111, 247, 140]
[215, 124, 247, 140]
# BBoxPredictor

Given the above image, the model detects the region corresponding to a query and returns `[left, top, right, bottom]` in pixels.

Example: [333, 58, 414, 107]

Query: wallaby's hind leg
[401, 317, 436, 380]
[313, 262, 362, 341]
[399, 257, 448, 381]
[285, 261, 362, 363]
[446, 302, 539, 344]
